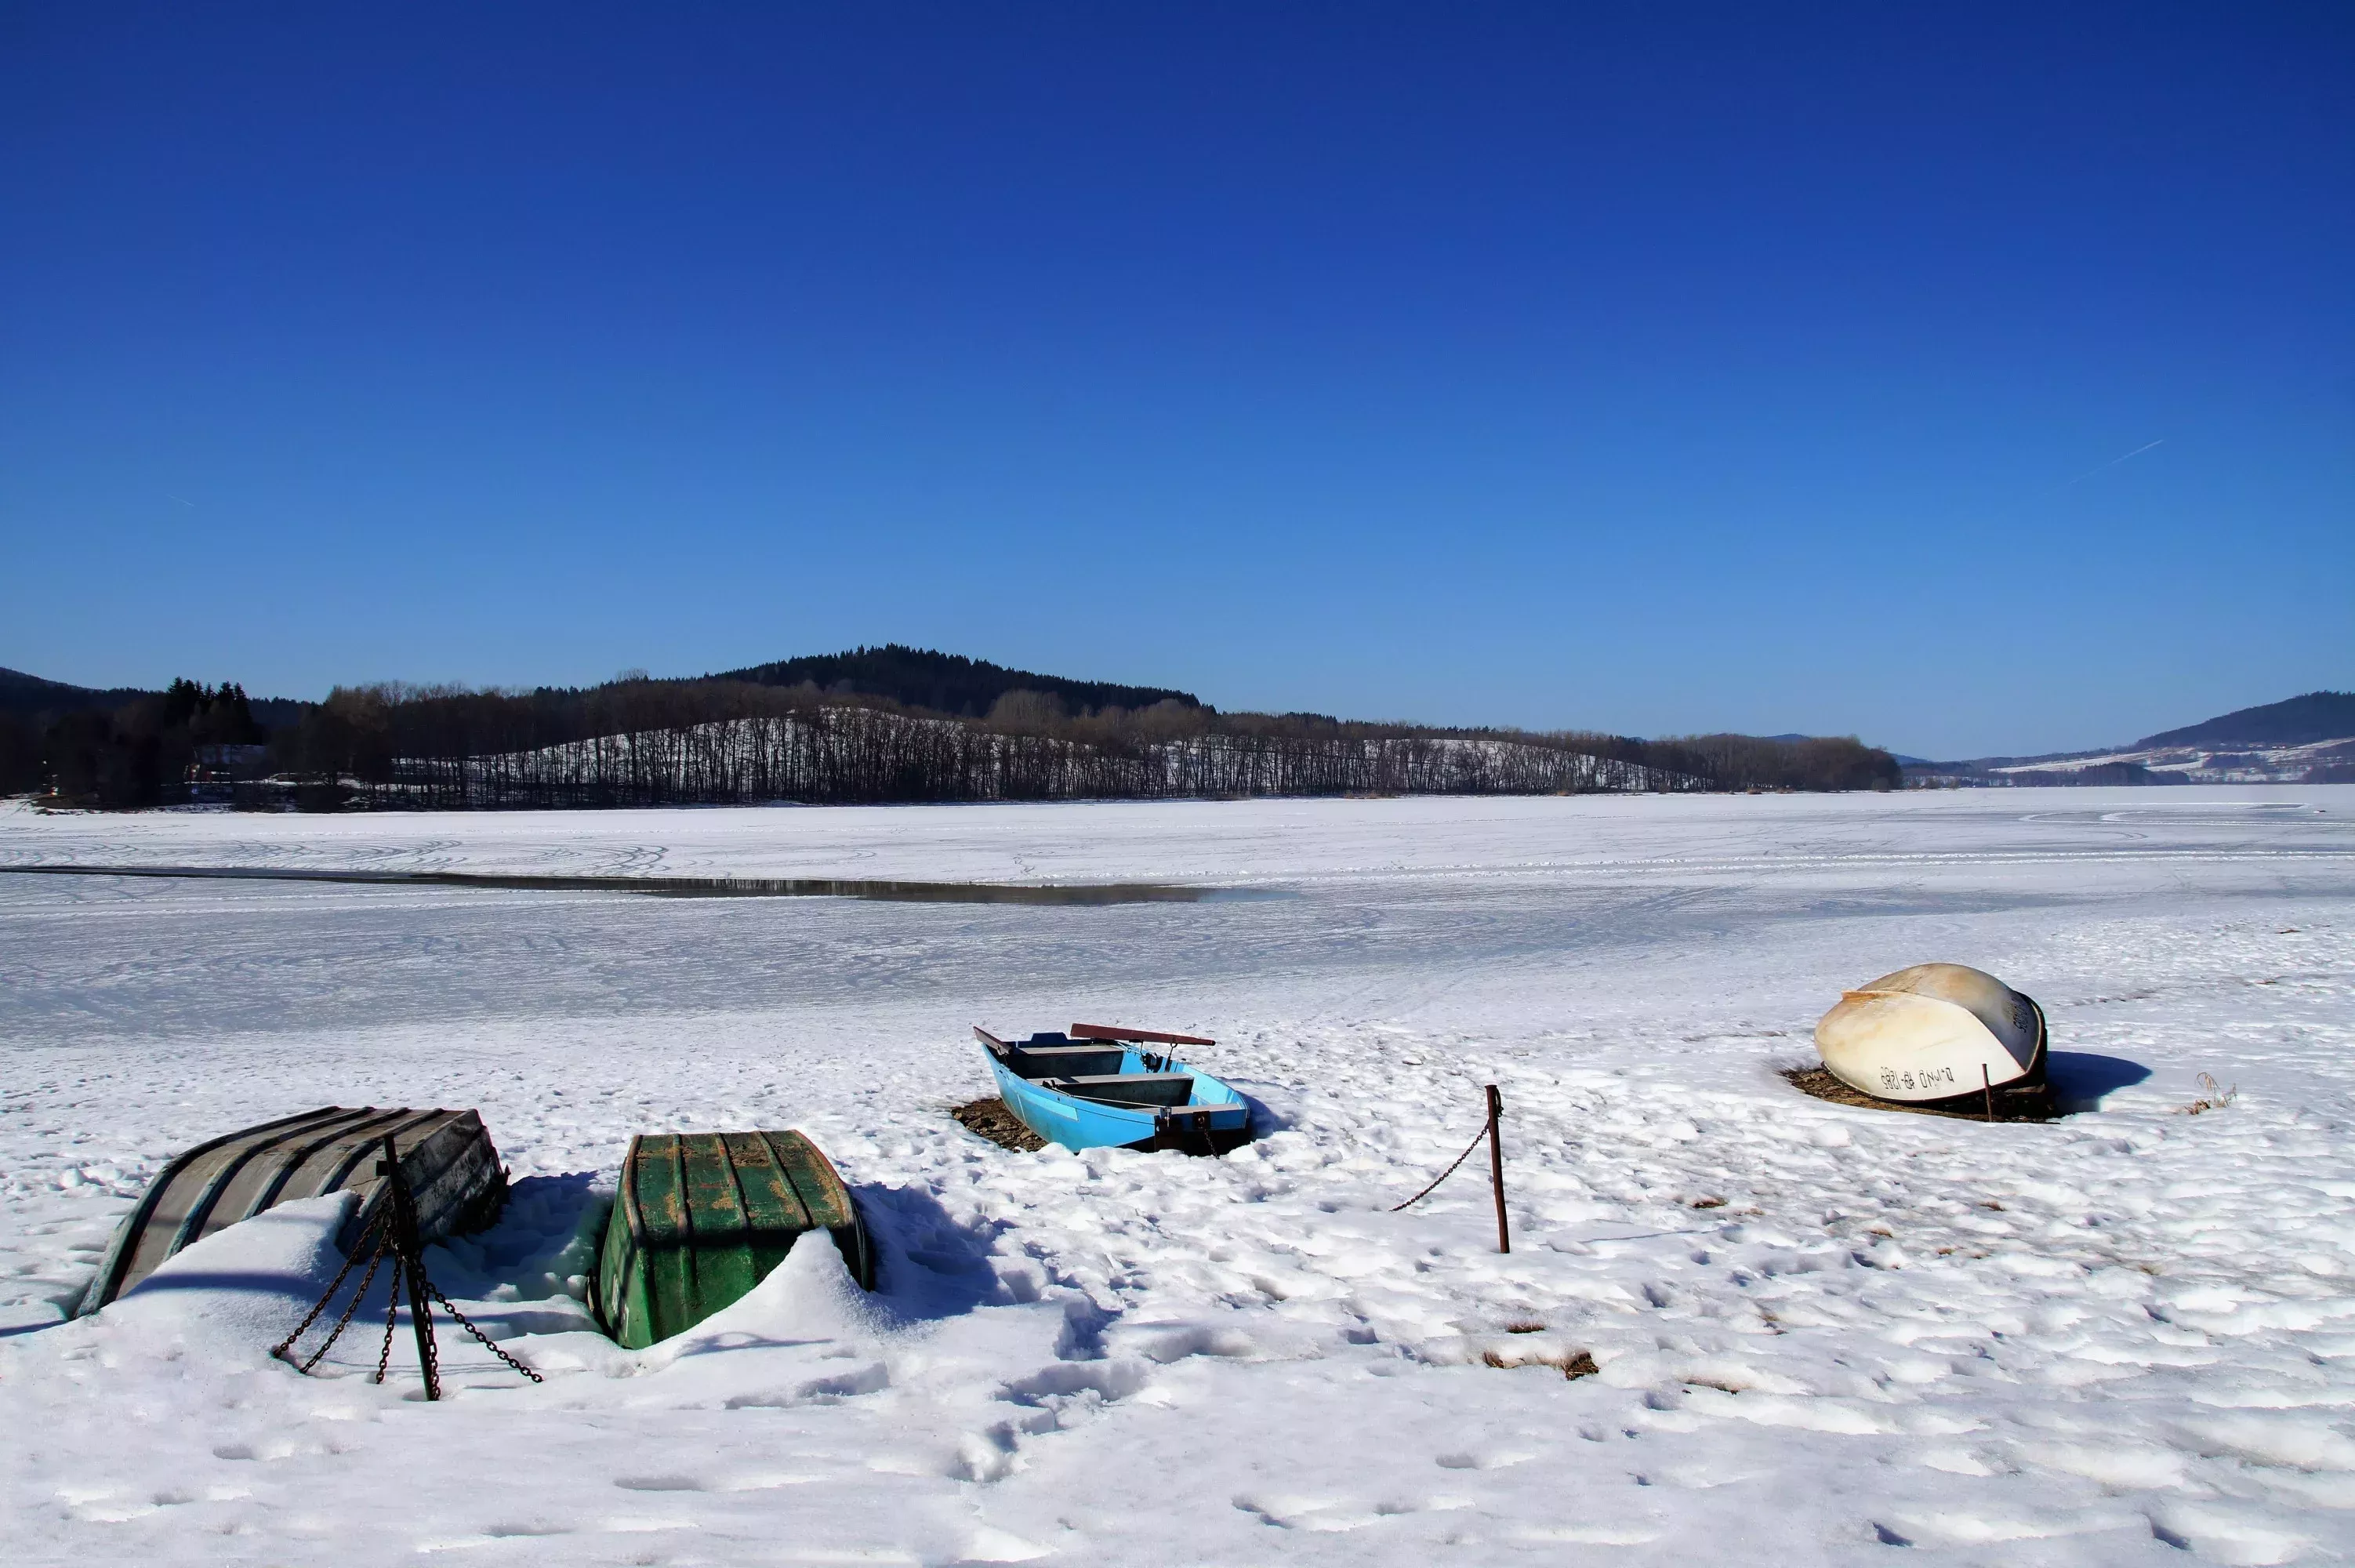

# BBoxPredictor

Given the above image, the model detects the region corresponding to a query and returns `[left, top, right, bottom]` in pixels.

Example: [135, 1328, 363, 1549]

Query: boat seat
[1046, 1073, 1199, 1108]
[1007, 1045, 1128, 1078]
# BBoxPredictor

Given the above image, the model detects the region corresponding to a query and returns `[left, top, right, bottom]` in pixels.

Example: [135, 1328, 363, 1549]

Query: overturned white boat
[1815, 963, 2046, 1104]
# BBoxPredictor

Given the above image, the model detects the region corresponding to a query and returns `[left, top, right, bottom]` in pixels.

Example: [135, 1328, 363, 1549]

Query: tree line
[1574, 731, 1902, 792]
[5, 659, 1901, 808]
[272, 679, 1701, 806]
[271, 678, 1896, 807]
[375, 704, 1698, 808]
[3, 680, 265, 807]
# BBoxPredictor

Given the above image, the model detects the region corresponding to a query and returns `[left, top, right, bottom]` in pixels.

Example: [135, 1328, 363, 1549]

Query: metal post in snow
[1485, 1083, 1510, 1254]
[379, 1134, 441, 1401]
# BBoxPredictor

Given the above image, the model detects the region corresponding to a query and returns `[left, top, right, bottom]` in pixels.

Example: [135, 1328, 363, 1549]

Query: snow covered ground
[3, 788, 2353, 1566]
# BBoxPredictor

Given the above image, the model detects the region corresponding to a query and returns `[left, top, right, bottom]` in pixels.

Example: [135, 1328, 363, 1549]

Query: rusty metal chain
[271, 1141, 540, 1397]
[270, 1207, 386, 1370]
[374, 1253, 402, 1385]
[297, 1240, 389, 1374]
[423, 1278, 545, 1384]
[1388, 1123, 1490, 1212]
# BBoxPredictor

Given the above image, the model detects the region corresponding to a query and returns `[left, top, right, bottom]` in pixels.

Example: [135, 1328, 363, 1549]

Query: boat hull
[78, 1105, 506, 1316]
[1816, 964, 2047, 1104]
[593, 1130, 873, 1350]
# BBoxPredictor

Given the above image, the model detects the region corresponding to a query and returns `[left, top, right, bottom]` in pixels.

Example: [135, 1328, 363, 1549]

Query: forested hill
[0, 667, 308, 728]
[2136, 691, 2355, 750]
[0, 666, 154, 717]
[709, 645, 1203, 718]
[4, 648, 1902, 805]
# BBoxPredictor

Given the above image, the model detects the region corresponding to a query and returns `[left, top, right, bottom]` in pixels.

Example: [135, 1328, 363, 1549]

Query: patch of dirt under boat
[1780, 1065, 2059, 1123]
[952, 1097, 1047, 1152]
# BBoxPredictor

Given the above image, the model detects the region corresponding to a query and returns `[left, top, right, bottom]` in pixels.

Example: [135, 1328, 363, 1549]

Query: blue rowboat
[976, 1023, 1253, 1155]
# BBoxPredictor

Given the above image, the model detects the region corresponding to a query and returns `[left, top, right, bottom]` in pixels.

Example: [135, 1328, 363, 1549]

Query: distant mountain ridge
[707, 644, 1203, 719]
[1906, 689, 2355, 786]
[2135, 691, 2355, 750]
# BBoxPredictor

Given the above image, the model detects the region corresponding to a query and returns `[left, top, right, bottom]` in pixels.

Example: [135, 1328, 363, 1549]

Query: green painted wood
[593, 1189, 644, 1348]
[634, 1135, 699, 1351]
[596, 1129, 871, 1348]
[765, 1131, 876, 1290]
[725, 1132, 815, 1283]
[679, 1131, 756, 1315]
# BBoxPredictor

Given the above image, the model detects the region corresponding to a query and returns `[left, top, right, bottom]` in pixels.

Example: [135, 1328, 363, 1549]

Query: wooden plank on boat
[1070, 1022, 1216, 1047]
[1048, 1073, 1199, 1107]
[593, 1130, 873, 1351]
[78, 1105, 506, 1316]
[1007, 1044, 1130, 1076]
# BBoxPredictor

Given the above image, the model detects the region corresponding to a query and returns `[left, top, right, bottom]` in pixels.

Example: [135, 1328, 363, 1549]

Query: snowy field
[3, 788, 2353, 1566]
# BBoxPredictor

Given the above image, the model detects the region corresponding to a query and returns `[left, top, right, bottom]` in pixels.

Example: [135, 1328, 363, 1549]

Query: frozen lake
[3, 789, 2352, 1564]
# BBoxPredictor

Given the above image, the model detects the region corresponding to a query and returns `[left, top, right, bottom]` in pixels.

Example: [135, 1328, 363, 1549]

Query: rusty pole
[1981, 1063, 1995, 1123]
[1485, 1083, 1510, 1254]
[379, 1134, 441, 1401]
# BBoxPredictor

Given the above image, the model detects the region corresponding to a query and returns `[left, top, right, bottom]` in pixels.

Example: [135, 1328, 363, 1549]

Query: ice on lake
[3, 789, 2352, 1564]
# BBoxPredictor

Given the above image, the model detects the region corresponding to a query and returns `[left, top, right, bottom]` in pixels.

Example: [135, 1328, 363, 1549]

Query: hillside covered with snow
[1910, 692, 2355, 787]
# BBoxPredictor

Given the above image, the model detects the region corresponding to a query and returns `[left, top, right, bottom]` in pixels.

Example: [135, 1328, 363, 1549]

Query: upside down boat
[77, 1105, 506, 1316]
[1815, 963, 2048, 1105]
[591, 1129, 873, 1350]
[977, 1023, 1253, 1154]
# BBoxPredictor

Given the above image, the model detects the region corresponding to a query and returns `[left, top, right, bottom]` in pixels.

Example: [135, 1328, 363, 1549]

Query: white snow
[3, 788, 2353, 1564]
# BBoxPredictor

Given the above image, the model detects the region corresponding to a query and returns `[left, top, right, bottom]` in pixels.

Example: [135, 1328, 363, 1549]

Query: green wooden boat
[593, 1130, 875, 1349]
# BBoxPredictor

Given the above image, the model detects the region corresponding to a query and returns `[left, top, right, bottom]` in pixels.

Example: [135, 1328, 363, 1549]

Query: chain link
[270, 1207, 386, 1367]
[298, 1240, 389, 1374]
[1388, 1123, 1491, 1211]
[425, 1278, 545, 1384]
[274, 1150, 540, 1396]
[374, 1254, 402, 1385]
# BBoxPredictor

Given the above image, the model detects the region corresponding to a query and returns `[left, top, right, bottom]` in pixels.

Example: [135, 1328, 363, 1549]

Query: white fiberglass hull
[1815, 964, 2045, 1103]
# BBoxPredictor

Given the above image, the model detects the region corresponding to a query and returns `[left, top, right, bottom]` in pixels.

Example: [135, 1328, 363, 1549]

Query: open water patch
[0, 864, 1254, 906]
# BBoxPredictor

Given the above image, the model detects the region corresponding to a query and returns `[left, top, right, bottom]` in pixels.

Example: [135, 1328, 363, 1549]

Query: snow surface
[3, 788, 2354, 1566]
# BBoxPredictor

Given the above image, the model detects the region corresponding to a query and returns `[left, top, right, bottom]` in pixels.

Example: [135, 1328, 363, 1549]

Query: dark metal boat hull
[77, 1105, 506, 1316]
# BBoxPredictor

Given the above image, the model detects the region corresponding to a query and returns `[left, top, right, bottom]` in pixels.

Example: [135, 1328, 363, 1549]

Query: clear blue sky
[2, 3, 2348, 758]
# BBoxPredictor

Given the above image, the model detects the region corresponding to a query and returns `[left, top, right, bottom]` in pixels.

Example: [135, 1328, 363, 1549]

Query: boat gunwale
[1069, 1022, 1217, 1047]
